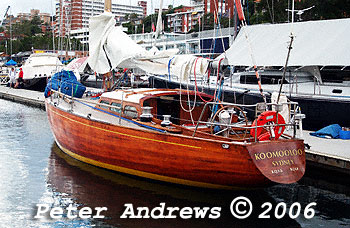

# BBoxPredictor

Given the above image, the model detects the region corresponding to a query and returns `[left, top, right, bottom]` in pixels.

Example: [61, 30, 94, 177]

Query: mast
[102, 0, 113, 92]
[234, 0, 267, 104]
[105, 0, 112, 12]
[291, 0, 295, 23]
[154, 0, 164, 41]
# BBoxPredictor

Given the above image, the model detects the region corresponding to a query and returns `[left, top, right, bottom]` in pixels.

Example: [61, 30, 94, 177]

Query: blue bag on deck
[44, 76, 62, 98]
[44, 70, 86, 98]
[51, 70, 77, 82]
[309, 124, 342, 139]
[60, 80, 86, 98]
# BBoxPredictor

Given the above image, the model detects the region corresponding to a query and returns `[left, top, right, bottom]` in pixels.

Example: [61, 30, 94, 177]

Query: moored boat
[46, 87, 305, 189]
[45, 0, 305, 189]
[21, 53, 63, 91]
[150, 17, 350, 130]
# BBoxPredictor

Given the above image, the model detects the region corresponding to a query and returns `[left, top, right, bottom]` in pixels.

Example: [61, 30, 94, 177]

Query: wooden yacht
[46, 88, 305, 189]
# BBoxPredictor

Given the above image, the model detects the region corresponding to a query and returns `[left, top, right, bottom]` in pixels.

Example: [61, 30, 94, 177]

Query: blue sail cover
[44, 70, 86, 98]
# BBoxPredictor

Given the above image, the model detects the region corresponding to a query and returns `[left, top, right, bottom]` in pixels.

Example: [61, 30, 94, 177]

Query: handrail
[192, 100, 301, 141]
[50, 88, 301, 141]
[51, 89, 123, 111]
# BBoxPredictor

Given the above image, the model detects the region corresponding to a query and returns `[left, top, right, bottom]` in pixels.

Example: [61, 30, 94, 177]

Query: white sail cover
[88, 12, 209, 79]
[224, 18, 350, 67]
[88, 12, 147, 73]
[65, 56, 89, 72]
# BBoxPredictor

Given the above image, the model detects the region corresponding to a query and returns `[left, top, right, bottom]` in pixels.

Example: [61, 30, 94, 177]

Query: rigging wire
[234, 0, 267, 104]
[178, 58, 198, 125]
[194, 57, 215, 103]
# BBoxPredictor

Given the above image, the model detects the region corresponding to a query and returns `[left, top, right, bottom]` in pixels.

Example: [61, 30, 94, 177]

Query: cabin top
[100, 88, 208, 105]
[98, 88, 214, 127]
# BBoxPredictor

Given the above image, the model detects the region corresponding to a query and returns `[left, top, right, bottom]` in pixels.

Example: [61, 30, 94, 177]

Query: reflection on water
[0, 98, 350, 228]
[48, 146, 350, 228]
[48, 143, 300, 228]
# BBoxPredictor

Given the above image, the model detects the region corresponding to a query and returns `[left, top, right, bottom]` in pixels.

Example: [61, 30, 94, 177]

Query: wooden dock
[0, 85, 349, 174]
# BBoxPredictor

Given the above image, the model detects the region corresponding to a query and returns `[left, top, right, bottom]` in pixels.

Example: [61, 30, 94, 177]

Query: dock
[0, 85, 45, 109]
[303, 131, 350, 174]
[0, 85, 349, 174]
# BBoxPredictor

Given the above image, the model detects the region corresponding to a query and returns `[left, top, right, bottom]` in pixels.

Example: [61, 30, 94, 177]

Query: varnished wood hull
[46, 100, 305, 189]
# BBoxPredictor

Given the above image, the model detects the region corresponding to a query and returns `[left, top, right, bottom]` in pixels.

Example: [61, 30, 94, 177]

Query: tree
[249, 0, 350, 24]
[0, 16, 80, 54]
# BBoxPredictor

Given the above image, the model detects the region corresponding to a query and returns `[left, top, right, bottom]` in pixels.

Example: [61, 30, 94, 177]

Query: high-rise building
[204, 0, 234, 19]
[167, 6, 204, 33]
[55, 0, 144, 37]
[138, 1, 147, 17]
[167, 0, 235, 33]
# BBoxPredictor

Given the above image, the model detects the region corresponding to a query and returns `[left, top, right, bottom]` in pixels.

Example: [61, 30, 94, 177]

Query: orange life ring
[250, 111, 285, 141]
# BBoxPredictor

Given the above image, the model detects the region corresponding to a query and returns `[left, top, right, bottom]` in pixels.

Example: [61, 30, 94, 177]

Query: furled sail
[88, 12, 147, 74]
[88, 12, 209, 79]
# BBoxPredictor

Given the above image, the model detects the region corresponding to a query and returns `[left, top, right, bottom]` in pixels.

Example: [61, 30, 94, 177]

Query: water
[0, 98, 349, 228]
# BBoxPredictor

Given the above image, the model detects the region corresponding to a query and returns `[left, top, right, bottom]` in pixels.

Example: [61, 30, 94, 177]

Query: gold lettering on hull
[271, 159, 295, 167]
[253, 149, 304, 161]
[253, 148, 304, 175]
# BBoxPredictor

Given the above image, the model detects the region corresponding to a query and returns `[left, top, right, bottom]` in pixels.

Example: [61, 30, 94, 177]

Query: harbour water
[0, 98, 349, 228]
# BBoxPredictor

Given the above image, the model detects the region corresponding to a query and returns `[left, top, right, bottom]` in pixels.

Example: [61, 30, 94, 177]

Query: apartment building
[55, 0, 144, 36]
[167, 0, 234, 33]
[204, 0, 235, 19]
[16, 9, 51, 24]
[138, 1, 147, 17]
[167, 5, 204, 33]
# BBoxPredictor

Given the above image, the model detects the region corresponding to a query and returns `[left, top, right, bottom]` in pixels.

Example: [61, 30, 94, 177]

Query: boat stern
[246, 139, 305, 184]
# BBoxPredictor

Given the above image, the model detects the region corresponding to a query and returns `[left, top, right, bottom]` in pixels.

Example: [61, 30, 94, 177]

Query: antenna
[286, 5, 315, 21]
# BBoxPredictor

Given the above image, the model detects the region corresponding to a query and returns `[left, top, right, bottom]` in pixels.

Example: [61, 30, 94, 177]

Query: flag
[142, 24, 145, 34]
[198, 16, 201, 27]
[152, 22, 155, 32]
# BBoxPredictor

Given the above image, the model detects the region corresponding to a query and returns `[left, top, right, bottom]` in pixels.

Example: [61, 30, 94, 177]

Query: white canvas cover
[88, 12, 146, 74]
[224, 18, 350, 67]
[65, 56, 89, 73]
[88, 13, 210, 79]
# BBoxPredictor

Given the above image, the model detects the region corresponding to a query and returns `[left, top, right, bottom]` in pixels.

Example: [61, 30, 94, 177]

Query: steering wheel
[209, 105, 249, 138]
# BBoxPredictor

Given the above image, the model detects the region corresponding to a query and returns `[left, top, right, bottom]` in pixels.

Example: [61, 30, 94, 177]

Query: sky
[0, 0, 191, 18]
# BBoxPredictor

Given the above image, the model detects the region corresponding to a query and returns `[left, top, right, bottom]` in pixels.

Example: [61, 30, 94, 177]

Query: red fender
[250, 111, 286, 141]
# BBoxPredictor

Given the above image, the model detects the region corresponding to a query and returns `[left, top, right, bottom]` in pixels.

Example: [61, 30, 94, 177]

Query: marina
[0, 98, 349, 227]
[0, 85, 349, 174]
[1, 0, 350, 227]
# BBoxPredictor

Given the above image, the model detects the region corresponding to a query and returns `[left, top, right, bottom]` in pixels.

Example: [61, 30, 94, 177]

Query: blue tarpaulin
[310, 124, 342, 139]
[5, 59, 17, 66]
[44, 70, 86, 98]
